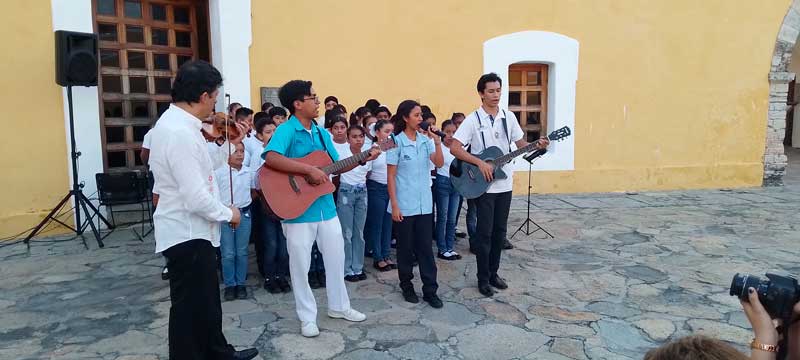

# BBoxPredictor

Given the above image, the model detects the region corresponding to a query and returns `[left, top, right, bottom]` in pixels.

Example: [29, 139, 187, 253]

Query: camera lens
[730, 273, 761, 300]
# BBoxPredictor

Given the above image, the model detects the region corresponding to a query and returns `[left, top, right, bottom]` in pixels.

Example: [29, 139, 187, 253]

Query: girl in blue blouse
[387, 100, 445, 308]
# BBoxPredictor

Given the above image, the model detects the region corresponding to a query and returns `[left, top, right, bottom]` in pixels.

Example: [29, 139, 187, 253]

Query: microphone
[420, 121, 445, 139]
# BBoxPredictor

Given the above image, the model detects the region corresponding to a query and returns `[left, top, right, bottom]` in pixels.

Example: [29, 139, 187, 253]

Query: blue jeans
[256, 202, 289, 278]
[220, 207, 252, 287]
[365, 180, 392, 261]
[337, 183, 368, 275]
[434, 175, 460, 253]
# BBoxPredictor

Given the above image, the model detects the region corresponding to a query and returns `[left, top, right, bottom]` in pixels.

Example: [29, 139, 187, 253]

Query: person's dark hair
[374, 119, 392, 133]
[261, 102, 274, 111]
[267, 106, 287, 119]
[329, 115, 348, 129]
[333, 104, 347, 114]
[254, 116, 277, 134]
[643, 335, 748, 360]
[361, 114, 377, 129]
[171, 60, 223, 103]
[391, 100, 421, 135]
[441, 120, 455, 131]
[375, 106, 392, 118]
[253, 111, 269, 124]
[422, 112, 436, 122]
[452, 112, 465, 120]
[235, 107, 254, 121]
[228, 102, 242, 113]
[347, 124, 365, 136]
[364, 99, 381, 113]
[325, 108, 346, 128]
[350, 106, 372, 126]
[420, 105, 432, 114]
[278, 80, 313, 115]
[324, 96, 339, 105]
[477, 72, 503, 93]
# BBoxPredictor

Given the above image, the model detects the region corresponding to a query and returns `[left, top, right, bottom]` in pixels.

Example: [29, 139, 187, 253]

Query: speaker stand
[24, 86, 112, 249]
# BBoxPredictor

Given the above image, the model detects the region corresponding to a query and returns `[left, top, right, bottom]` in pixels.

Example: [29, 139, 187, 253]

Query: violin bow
[225, 93, 235, 231]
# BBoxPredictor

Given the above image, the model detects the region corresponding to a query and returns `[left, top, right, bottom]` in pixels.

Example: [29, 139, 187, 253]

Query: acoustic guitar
[259, 138, 397, 220]
[450, 126, 572, 199]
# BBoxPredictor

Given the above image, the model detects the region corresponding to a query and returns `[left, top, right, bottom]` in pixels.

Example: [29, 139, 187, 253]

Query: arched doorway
[764, 1, 800, 185]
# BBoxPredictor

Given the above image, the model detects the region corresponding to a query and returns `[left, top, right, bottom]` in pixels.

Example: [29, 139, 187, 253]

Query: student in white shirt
[216, 142, 253, 301]
[248, 115, 291, 294]
[268, 106, 288, 126]
[148, 60, 257, 360]
[337, 125, 372, 282]
[364, 119, 396, 272]
[434, 120, 462, 260]
[449, 73, 549, 298]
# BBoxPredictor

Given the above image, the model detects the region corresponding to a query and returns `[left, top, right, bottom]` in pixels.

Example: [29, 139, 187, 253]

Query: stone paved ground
[1, 185, 800, 359]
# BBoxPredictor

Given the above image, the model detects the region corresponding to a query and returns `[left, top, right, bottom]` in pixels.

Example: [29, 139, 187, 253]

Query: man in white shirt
[148, 60, 258, 360]
[449, 73, 549, 298]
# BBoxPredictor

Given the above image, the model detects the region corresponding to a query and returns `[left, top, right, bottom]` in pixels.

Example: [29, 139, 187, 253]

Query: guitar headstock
[547, 126, 572, 142]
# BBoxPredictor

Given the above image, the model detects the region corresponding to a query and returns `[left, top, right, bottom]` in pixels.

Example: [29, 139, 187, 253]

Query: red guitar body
[258, 151, 335, 220]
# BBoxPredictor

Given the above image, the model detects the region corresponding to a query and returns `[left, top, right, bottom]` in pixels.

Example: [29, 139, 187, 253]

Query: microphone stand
[510, 149, 553, 240]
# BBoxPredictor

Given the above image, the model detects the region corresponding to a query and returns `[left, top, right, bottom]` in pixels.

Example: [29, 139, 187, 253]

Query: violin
[201, 112, 241, 142]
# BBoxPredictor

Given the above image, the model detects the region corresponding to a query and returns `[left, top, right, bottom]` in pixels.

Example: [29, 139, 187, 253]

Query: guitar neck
[322, 149, 370, 174]
[493, 142, 539, 167]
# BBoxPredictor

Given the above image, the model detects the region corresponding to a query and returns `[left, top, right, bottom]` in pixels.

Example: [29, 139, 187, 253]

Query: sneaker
[450, 251, 462, 260]
[236, 285, 248, 299]
[277, 276, 292, 293]
[317, 271, 327, 288]
[224, 286, 236, 301]
[328, 308, 366, 322]
[301, 322, 320, 337]
[308, 272, 321, 289]
[357, 273, 367, 281]
[423, 294, 444, 308]
[344, 274, 359, 282]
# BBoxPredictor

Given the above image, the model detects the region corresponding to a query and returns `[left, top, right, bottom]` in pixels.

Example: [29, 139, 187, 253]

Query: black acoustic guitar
[450, 126, 571, 199]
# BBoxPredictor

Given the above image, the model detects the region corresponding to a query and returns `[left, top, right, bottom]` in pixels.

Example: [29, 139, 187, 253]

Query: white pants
[283, 217, 351, 323]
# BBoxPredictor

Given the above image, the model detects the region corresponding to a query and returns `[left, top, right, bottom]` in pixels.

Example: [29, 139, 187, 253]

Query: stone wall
[765, 1, 800, 185]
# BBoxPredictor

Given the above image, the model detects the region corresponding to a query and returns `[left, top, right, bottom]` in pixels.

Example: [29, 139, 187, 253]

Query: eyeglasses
[301, 95, 319, 103]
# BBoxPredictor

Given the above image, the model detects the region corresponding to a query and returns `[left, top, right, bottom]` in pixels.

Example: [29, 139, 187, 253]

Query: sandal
[373, 261, 391, 272]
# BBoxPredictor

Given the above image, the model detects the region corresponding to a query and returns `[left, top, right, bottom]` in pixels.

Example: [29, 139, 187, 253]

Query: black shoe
[357, 273, 367, 281]
[308, 272, 321, 289]
[469, 246, 477, 255]
[455, 230, 467, 238]
[478, 283, 495, 297]
[224, 286, 236, 301]
[161, 266, 169, 280]
[489, 275, 508, 290]
[237, 285, 248, 299]
[317, 271, 327, 288]
[423, 294, 443, 308]
[232, 348, 259, 360]
[345, 274, 359, 282]
[503, 239, 514, 250]
[277, 276, 291, 293]
[265, 278, 281, 294]
[402, 288, 419, 303]
[391, 239, 397, 248]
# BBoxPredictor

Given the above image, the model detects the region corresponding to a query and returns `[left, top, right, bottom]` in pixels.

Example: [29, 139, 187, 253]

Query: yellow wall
[250, 0, 791, 194]
[0, 3, 70, 238]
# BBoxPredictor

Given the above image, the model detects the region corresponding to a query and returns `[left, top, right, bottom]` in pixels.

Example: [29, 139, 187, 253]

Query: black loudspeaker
[55, 30, 98, 87]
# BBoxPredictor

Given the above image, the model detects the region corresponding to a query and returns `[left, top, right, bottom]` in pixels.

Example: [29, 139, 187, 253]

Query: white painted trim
[483, 31, 578, 172]
[209, 0, 252, 111]
[51, 0, 105, 228]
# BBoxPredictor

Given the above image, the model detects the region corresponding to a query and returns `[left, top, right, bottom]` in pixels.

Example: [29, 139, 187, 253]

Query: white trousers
[283, 217, 351, 323]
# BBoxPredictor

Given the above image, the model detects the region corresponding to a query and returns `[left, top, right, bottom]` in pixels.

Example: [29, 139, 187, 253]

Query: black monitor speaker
[55, 30, 98, 87]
